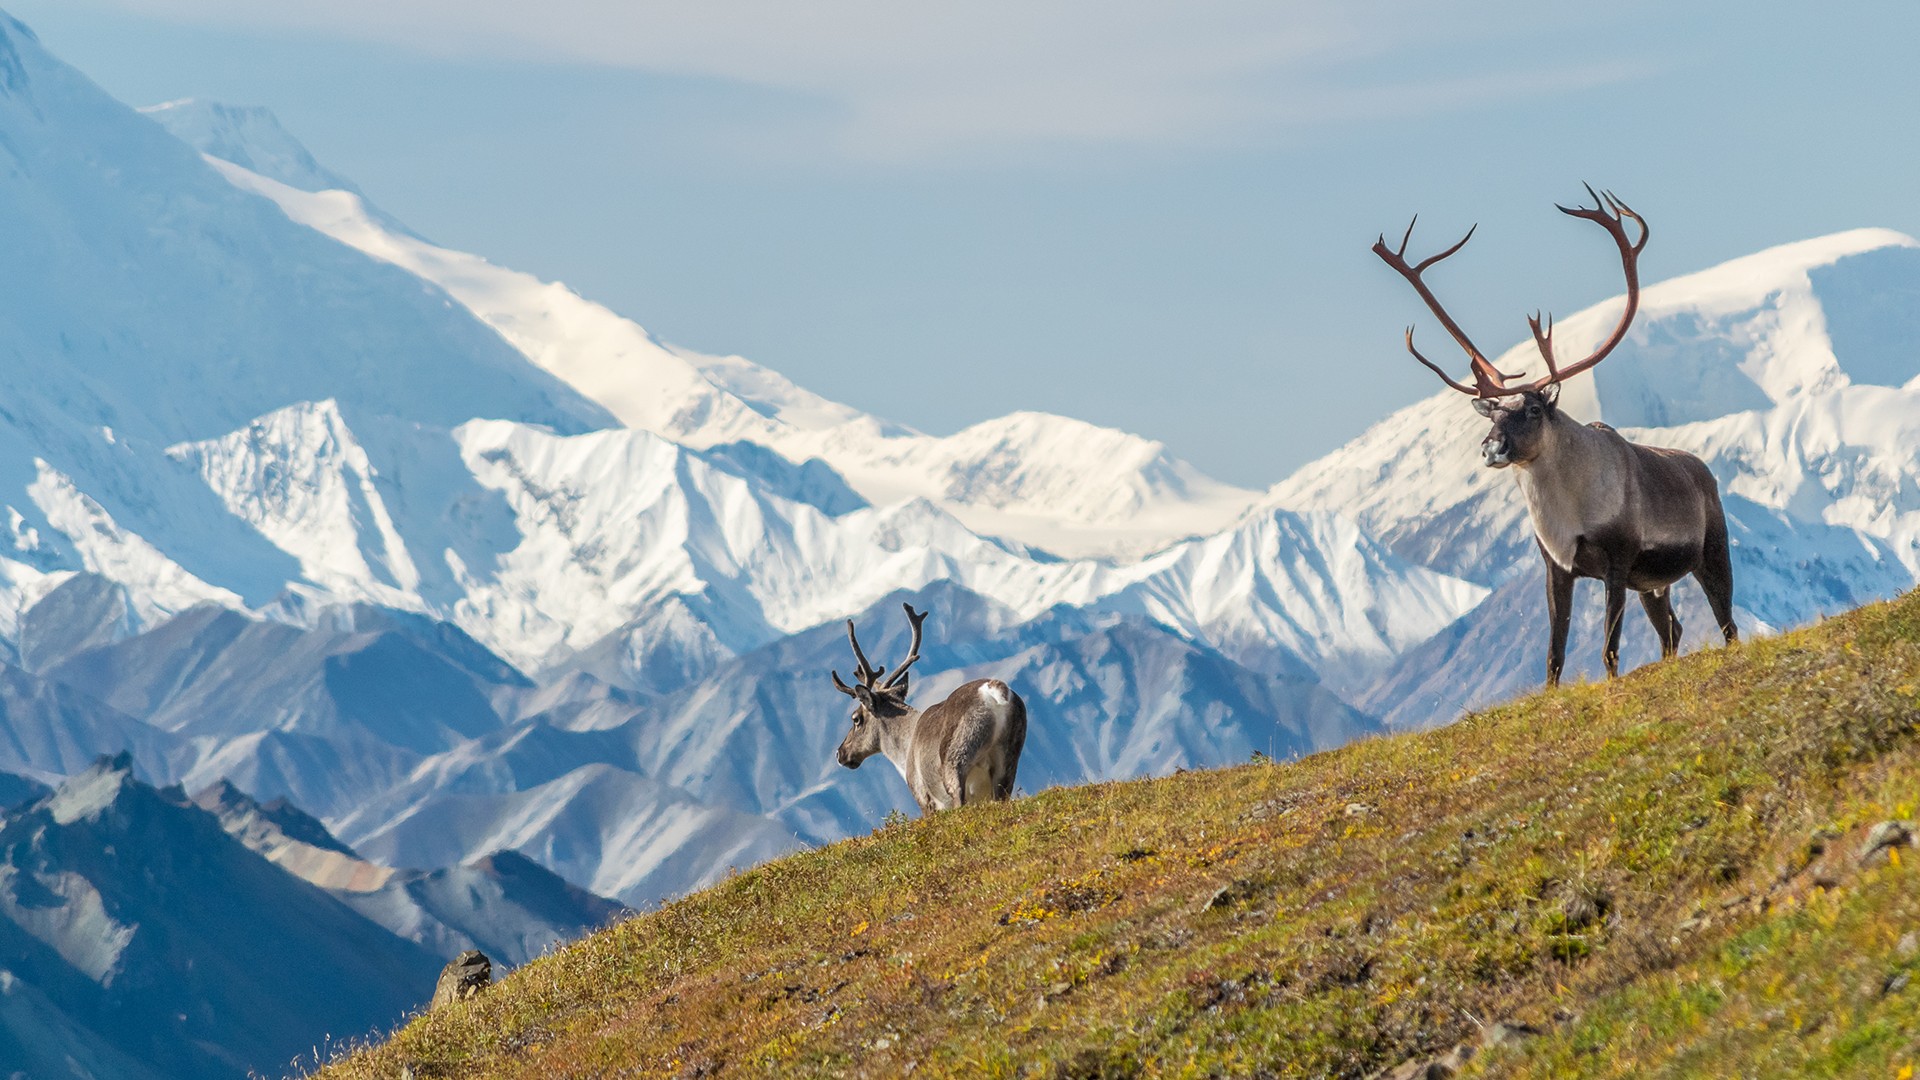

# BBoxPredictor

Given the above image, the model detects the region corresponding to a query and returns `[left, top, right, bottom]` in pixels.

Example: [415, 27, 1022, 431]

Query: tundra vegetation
[317, 588, 1920, 1078]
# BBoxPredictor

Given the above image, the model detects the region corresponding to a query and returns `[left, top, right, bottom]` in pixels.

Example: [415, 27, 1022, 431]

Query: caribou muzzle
[1481, 432, 1513, 468]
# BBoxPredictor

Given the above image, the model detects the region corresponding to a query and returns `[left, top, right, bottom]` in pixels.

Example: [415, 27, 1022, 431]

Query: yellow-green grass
[318, 589, 1920, 1079]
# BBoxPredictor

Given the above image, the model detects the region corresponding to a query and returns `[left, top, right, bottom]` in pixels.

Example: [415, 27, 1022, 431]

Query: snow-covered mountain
[139, 99, 367, 201]
[0, 21, 1470, 709]
[0, 13, 611, 650]
[163, 113, 1258, 561]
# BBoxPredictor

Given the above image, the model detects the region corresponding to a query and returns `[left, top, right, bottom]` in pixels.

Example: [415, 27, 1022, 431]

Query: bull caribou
[1372, 186, 1737, 687]
[831, 604, 1027, 814]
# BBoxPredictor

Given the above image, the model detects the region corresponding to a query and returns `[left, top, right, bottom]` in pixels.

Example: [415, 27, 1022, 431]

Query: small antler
[1371, 217, 1518, 398]
[880, 604, 929, 691]
[830, 668, 859, 697]
[833, 604, 930, 698]
[846, 618, 881, 685]
[833, 619, 881, 698]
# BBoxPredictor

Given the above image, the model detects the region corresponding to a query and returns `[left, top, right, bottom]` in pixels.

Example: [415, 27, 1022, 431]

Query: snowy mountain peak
[1637, 228, 1917, 313]
[141, 98, 364, 196]
[0, 20, 612, 453]
[185, 120, 1260, 559]
[45, 751, 137, 823]
[166, 398, 426, 610]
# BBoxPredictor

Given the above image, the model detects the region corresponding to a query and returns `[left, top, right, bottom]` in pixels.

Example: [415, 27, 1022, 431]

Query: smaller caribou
[831, 604, 1027, 814]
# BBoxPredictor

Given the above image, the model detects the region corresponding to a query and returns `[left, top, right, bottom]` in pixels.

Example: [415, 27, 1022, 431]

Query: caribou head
[830, 603, 927, 769]
[1474, 388, 1562, 469]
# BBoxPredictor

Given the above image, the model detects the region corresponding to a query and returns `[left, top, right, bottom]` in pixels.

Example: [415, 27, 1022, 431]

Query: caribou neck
[1511, 410, 1629, 572]
[873, 705, 924, 775]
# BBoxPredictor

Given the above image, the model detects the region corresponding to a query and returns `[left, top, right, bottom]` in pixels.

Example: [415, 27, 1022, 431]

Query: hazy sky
[10, 2, 1918, 486]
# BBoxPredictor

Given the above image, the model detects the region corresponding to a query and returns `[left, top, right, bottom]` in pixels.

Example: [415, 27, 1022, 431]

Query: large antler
[1373, 185, 1649, 399]
[831, 603, 931, 697]
[1505, 184, 1649, 395]
[1371, 217, 1518, 398]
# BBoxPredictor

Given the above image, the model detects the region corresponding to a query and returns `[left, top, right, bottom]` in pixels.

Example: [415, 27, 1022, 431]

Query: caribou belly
[1627, 542, 1701, 591]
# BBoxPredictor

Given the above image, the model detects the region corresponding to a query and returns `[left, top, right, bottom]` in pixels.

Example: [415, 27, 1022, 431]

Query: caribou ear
[851, 683, 877, 711]
[1472, 397, 1498, 417]
[1541, 382, 1561, 408]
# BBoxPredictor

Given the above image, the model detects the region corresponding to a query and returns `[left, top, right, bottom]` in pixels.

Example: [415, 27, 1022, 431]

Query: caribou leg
[944, 762, 968, 808]
[993, 698, 1026, 800]
[1544, 553, 1576, 688]
[1603, 575, 1627, 678]
[1698, 521, 1739, 644]
[1639, 588, 1682, 659]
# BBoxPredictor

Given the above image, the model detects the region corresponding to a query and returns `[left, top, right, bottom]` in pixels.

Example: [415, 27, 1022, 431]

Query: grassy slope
[319, 589, 1920, 1079]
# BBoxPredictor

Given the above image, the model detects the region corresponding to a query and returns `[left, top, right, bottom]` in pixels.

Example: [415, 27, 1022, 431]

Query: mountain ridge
[0, 754, 444, 1080]
[185, 145, 1260, 561]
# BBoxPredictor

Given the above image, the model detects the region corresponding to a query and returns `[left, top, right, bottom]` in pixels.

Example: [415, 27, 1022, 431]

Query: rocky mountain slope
[193, 778, 626, 967]
[0, 756, 443, 1080]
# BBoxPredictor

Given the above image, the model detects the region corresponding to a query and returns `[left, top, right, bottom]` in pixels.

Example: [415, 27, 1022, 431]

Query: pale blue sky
[9, 1, 1917, 486]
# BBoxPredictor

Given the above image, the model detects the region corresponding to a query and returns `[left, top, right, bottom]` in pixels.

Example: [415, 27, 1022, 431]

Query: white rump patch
[980, 681, 1010, 705]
